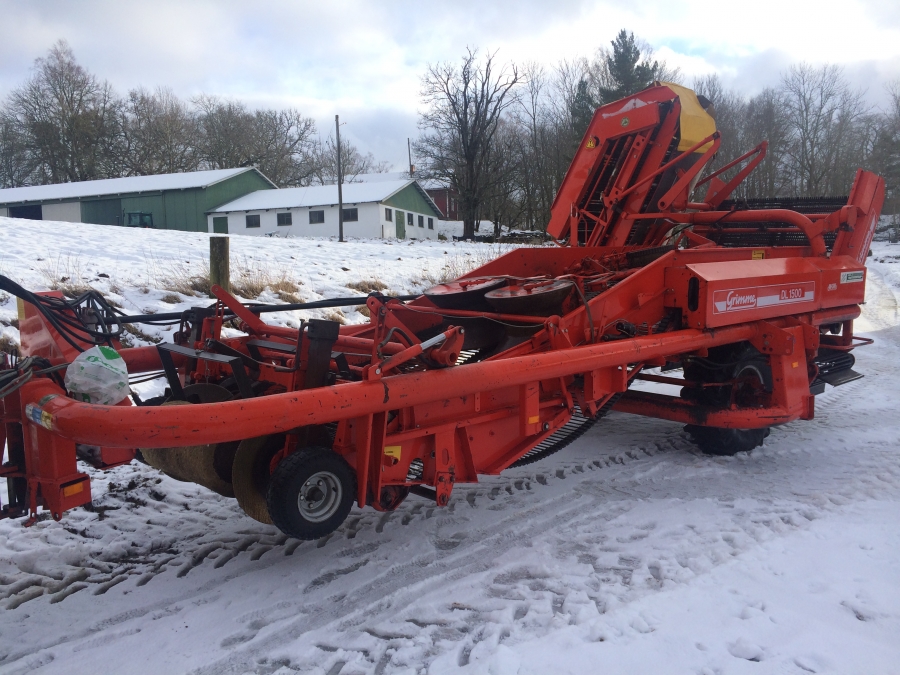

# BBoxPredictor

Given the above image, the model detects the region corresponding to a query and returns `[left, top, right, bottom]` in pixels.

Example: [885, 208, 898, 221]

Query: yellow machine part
[661, 81, 717, 152]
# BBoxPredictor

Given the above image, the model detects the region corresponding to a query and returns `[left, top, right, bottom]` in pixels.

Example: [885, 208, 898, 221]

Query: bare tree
[5, 40, 123, 184]
[480, 119, 524, 236]
[873, 80, 900, 212]
[0, 115, 33, 187]
[123, 87, 199, 175]
[415, 48, 521, 240]
[741, 88, 791, 198]
[780, 63, 869, 196]
[193, 95, 257, 170]
[309, 133, 391, 185]
[251, 108, 318, 186]
[193, 96, 319, 185]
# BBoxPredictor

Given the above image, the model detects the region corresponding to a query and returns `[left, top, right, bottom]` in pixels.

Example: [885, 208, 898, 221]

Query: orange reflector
[62, 482, 84, 497]
[528, 415, 540, 424]
[792, 361, 799, 368]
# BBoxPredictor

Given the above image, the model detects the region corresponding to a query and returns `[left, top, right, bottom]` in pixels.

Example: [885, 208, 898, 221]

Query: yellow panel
[62, 482, 84, 497]
[661, 82, 717, 152]
[384, 445, 402, 459]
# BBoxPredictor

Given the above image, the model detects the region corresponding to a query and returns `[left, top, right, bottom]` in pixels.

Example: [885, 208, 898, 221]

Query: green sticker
[98, 346, 122, 360]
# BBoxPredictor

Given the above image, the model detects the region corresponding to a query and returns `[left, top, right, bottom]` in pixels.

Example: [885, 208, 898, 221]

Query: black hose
[0, 273, 419, 340]
[114, 294, 420, 324]
[0, 275, 122, 353]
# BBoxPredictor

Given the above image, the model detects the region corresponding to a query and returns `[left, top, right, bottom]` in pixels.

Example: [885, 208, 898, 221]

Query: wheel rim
[733, 364, 768, 408]
[298, 471, 343, 523]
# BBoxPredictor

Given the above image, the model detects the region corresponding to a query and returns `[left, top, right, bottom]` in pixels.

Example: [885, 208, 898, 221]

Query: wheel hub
[298, 471, 342, 523]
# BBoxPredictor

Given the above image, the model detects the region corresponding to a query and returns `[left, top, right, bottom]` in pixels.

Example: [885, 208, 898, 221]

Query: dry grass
[260, 278, 303, 304]
[153, 256, 304, 303]
[39, 255, 92, 298]
[122, 323, 163, 345]
[345, 279, 389, 294]
[417, 247, 507, 286]
[325, 309, 347, 325]
[356, 304, 371, 318]
[0, 317, 18, 329]
[160, 293, 182, 304]
[157, 260, 211, 296]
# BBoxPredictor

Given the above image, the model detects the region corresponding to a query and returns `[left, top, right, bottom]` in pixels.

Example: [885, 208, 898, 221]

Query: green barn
[0, 168, 275, 232]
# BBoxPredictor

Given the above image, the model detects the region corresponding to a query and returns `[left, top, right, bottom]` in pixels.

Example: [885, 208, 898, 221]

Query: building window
[407, 212, 413, 226]
[309, 210, 324, 224]
[277, 212, 292, 226]
[246, 214, 260, 228]
[385, 207, 392, 221]
[428, 217, 434, 229]
[342, 208, 358, 222]
[418, 215, 424, 228]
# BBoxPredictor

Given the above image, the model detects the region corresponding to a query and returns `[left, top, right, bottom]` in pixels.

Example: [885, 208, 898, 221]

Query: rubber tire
[682, 344, 773, 456]
[684, 424, 770, 456]
[266, 447, 356, 540]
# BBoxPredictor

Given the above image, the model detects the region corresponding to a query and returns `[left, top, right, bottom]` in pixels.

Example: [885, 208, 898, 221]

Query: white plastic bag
[64, 345, 130, 405]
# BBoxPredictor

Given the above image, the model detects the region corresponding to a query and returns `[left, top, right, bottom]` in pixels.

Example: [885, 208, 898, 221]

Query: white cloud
[0, 0, 898, 167]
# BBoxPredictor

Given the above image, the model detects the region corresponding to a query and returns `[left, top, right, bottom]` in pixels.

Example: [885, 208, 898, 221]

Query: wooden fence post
[209, 236, 230, 297]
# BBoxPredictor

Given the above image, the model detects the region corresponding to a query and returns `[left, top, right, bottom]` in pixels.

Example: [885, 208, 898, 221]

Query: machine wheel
[682, 345, 773, 456]
[683, 425, 770, 456]
[266, 447, 356, 540]
[232, 434, 286, 524]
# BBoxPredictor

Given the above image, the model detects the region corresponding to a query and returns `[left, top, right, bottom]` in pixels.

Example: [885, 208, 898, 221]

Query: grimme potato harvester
[0, 83, 885, 540]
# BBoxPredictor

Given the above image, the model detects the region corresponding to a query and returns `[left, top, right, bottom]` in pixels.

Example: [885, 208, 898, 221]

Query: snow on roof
[350, 172, 410, 183]
[351, 172, 451, 192]
[210, 179, 442, 216]
[0, 168, 269, 205]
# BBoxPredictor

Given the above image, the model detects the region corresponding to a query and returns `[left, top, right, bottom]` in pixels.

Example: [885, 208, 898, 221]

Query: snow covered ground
[1, 217, 899, 674]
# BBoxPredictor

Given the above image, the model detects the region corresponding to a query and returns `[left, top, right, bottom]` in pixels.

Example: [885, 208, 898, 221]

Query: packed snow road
[0, 224, 899, 673]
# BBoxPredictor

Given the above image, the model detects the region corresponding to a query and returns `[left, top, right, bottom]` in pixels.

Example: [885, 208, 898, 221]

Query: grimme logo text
[725, 290, 756, 310]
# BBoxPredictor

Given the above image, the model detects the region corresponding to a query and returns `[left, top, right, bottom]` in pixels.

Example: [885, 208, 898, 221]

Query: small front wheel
[266, 447, 356, 540]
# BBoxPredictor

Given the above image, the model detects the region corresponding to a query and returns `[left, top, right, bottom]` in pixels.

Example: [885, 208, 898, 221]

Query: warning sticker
[712, 281, 816, 314]
[840, 271, 864, 284]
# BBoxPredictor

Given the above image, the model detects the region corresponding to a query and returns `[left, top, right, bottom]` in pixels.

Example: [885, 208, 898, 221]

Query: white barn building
[207, 179, 443, 240]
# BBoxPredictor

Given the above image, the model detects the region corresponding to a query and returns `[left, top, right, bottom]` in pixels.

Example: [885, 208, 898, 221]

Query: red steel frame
[1, 83, 886, 524]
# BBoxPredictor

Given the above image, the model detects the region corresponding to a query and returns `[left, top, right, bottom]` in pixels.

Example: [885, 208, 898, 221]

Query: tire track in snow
[2, 276, 900, 673]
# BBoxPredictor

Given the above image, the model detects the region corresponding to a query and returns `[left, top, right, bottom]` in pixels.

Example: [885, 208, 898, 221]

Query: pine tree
[598, 30, 659, 104]
[569, 78, 597, 139]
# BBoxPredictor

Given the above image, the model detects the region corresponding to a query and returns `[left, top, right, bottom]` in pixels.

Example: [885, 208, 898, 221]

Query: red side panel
[832, 169, 886, 264]
[547, 86, 680, 240]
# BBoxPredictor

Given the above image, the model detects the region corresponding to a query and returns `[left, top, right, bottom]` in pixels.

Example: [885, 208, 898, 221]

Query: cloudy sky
[1, 0, 898, 169]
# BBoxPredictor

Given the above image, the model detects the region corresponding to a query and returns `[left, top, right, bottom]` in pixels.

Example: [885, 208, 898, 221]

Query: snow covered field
[1, 217, 899, 674]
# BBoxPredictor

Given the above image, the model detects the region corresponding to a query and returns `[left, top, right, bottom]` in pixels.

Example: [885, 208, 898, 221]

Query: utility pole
[407, 138, 414, 177]
[336, 114, 344, 243]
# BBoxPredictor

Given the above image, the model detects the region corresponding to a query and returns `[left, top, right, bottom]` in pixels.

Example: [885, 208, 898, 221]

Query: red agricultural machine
[0, 83, 885, 540]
